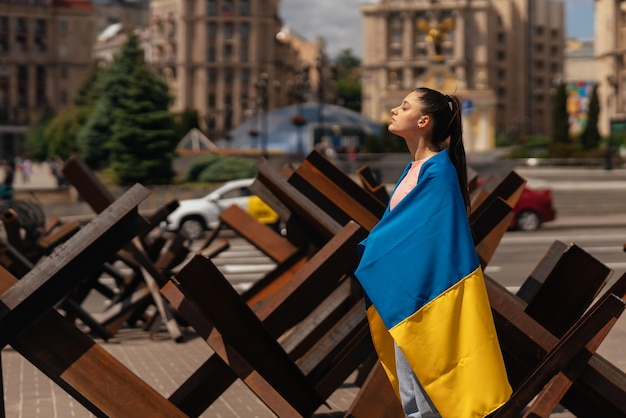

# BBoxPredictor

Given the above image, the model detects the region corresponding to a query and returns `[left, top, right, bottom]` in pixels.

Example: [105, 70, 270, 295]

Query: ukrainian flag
[355, 150, 511, 417]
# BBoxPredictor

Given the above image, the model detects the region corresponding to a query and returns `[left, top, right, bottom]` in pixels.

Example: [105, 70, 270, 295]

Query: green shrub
[523, 135, 551, 147]
[186, 154, 224, 182]
[547, 142, 579, 158]
[194, 155, 256, 182]
[508, 147, 529, 158]
[187, 154, 257, 182]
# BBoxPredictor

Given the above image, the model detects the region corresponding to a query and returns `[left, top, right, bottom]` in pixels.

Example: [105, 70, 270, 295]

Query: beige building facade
[594, 0, 626, 137]
[148, 0, 323, 139]
[361, 0, 564, 143]
[0, 0, 95, 160]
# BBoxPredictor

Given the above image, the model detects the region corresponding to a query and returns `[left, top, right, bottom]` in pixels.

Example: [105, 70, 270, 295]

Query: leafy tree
[579, 84, 601, 150]
[44, 106, 90, 159]
[107, 64, 177, 185]
[334, 48, 362, 112]
[76, 32, 143, 168]
[24, 110, 54, 160]
[551, 81, 570, 144]
[75, 98, 114, 167]
[173, 108, 200, 141]
[73, 62, 104, 107]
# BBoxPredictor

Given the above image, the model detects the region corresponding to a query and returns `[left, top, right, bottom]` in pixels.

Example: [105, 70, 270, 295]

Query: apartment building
[361, 0, 564, 139]
[0, 0, 95, 160]
[594, 0, 626, 137]
[148, 0, 321, 139]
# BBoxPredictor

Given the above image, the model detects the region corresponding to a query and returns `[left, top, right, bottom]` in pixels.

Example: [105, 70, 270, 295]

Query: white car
[160, 178, 278, 239]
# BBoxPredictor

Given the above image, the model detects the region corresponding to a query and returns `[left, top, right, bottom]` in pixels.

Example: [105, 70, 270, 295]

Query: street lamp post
[315, 53, 337, 148]
[255, 72, 269, 159]
[315, 55, 325, 139]
[289, 62, 310, 157]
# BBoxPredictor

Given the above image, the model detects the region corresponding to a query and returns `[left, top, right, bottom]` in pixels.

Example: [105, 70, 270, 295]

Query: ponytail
[414, 88, 470, 214]
[446, 96, 470, 214]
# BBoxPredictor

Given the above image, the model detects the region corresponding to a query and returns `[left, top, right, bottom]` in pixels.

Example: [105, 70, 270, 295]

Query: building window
[240, 68, 250, 83]
[0, 73, 8, 117]
[535, 26, 544, 36]
[60, 65, 67, 79]
[206, 0, 217, 15]
[60, 90, 67, 105]
[535, 43, 544, 53]
[388, 12, 403, 57]
[224, 22, 234, 40]
[208, 68, 217, 83]
[497, 32, 505, 43]
[239, 22, 249, 39]
[207, 22, 216, 37]
[224, 44, 233, 61]
[0, 17, 8, 53]
[224, 67, 233, 84]
[36, 66, 46, 106]
[388, 69, 402, 86]
[17, 65, 27, 107]
[59, 20, 68, 35]
[497, 87, 506, 99]
[208, 93, 216, 106]
[534, 60, 544, 70]
[415, 46, 427, 57]
[497, 51, 506, 61]
[239, 44, 248, 62]
[15, 17, 27, 52]
[222, 0, 233, 15]
[239, 0, 250, 15]
[413, 67, 426, 79]
[497, 69, 506, 80]
[207, 45, 216, 61]
[34, 19, 46, 52]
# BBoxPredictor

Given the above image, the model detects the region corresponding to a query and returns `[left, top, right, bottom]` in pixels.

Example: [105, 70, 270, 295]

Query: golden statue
[416, 16, 454, 62]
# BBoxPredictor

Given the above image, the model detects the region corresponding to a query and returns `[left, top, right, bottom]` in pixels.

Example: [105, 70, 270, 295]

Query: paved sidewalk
[2, 326, 357, 418]
[2, 163, 625, 417]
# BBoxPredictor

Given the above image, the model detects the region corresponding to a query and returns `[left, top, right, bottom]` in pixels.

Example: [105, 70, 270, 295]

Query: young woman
[354, 87, 511, 417]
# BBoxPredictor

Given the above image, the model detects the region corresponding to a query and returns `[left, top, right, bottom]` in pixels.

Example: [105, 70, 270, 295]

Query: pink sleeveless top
[389, 158, 428, 211]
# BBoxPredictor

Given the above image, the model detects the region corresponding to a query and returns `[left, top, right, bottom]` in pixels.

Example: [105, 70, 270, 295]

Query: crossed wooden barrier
[0, 185, 187, 416]
[1, 150, 625, 417]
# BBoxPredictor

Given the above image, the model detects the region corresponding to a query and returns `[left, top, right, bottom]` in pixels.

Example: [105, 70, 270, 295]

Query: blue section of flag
[355, 149, 478, 330]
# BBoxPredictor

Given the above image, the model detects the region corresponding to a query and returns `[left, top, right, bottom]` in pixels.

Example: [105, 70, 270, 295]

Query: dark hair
[414, 87, 470, 213]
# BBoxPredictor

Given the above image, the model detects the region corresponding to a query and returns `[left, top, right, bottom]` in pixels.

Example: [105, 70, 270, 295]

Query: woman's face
[388, 91, 425, 138]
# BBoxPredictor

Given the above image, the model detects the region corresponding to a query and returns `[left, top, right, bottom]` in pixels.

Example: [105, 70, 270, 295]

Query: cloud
[279, 0, 595, 59]
[279, 0, 364, 58]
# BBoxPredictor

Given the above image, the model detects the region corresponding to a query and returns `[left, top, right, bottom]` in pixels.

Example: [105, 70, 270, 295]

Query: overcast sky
[279, 0, 595, 59]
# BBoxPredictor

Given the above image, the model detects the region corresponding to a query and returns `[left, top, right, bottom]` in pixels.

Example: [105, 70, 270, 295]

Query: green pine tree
[73, 62, 104, 107]
[76, 32, 143, 168]
[551, 81, 570, 144]
[107, 64, 177, 185]
[579, 84, 601, 150]
[44, 106, 90, 159]
[334, 48, 362, 112]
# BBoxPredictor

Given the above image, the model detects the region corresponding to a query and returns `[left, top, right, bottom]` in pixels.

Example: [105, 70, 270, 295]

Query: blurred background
[0, 0, 623, 190]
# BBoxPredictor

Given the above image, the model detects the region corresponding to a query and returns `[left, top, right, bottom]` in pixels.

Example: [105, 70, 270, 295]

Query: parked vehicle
[160, 178, 279, 239]
[509, 179, 557, 231]
[476, 177, 556, 231]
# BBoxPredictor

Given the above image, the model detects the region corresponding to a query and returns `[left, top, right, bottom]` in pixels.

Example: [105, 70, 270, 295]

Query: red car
[475, 177, 557, 231]
[509, 181, 557, 231]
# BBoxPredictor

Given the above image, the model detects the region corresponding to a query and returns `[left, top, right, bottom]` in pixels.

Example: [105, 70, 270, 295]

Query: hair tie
[445, 95, 453, 111]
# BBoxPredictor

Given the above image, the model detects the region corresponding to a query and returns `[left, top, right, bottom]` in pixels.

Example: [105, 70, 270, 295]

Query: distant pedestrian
[21, 158, 32, 183]
[0, 161, 14, 200]
[51, 156, 67, 187]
